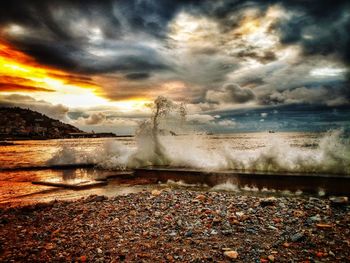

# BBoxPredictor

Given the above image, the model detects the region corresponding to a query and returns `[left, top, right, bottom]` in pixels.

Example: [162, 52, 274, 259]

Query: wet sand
[0, 190, 349, 262]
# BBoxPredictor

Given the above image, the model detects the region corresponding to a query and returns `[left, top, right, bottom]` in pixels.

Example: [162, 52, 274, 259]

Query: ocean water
[0, 131, 349, 206]
[1, 97, 350, 205]
[1, 131, 349, 173]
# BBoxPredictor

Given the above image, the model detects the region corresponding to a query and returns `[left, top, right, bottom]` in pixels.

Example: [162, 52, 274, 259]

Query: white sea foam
[48, 96, 350, 174]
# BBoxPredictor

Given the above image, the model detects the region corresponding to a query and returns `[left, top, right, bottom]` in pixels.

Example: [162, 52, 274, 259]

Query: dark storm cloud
[272, 1, 350, 64]
[206, 83, 255, 104]
[125, 72, 151, 80]
[0, 0, 349, 108]
[1, 0, 349, 74]
[191, 0, 350, 65]
[0, 0, 192, 74]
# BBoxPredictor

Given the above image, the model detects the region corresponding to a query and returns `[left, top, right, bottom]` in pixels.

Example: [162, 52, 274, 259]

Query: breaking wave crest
[48, 97, 350, 175]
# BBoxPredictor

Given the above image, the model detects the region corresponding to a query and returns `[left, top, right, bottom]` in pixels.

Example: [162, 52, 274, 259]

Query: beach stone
[87, 195, 107, 202]
[260, 197, 277, 206]
[329, 196, 348, 205]
[151, 190, 162, 196]
[224, 250, 238, 259]
[290, 232, 305, 242]
[268, 255, 275, 262]
[185, 230, 192, 237]
[308, 214, 321, 222]
[195, 194, 206, 201]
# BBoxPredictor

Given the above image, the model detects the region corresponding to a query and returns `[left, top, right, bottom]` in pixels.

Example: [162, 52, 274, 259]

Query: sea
[0, 131, 349, 207]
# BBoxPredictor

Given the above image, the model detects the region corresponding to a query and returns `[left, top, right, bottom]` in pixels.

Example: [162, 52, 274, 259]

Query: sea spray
[48, 97, 350, 174]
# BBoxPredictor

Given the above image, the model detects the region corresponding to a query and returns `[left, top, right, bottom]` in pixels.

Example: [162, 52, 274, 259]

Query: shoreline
[1, 190, 349, 262]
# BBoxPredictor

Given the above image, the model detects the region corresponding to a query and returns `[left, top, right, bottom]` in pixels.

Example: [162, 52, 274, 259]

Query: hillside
[0, 107, 82, 139]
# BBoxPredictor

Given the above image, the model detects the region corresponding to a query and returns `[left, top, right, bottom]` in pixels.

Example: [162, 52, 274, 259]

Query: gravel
[0, 190, 349, 262]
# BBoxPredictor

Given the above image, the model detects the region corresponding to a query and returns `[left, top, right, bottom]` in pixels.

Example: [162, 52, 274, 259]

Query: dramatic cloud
[206, 84, 255, 104]
[79, 112, 106, 125]
[187, 114, 215, 124]
[0, 0, 349, 133]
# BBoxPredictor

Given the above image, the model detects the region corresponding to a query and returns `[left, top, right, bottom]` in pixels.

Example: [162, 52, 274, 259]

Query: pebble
[224, 250, 238, 259]
[267, 255, 275, 262]
[260, 197, 277, 206]
[195, 194, 206, 201]
[329, 196, 348, 205]
[290, 232, 305, 242]
[151, 190, 162, 196]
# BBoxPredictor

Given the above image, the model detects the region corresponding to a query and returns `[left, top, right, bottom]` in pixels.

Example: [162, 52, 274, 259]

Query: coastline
[1, 190, 349, 262]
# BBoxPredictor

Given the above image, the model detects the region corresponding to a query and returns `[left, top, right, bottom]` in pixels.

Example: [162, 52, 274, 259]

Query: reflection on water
[0, 168, 151, 207]
[0, 137, 134, 169]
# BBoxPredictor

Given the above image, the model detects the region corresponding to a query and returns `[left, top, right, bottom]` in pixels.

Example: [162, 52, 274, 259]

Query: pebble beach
[0, 190, 349, 262]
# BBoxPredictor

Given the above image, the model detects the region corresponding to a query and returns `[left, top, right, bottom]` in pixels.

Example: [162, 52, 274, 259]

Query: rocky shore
[0, 190, 349, 262]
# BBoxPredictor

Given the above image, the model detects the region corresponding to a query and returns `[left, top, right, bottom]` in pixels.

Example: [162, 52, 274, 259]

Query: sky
[0, 0, 349, 134]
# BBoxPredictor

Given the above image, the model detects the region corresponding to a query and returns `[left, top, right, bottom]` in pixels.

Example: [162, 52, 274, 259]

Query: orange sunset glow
[0, 41, 110, 107]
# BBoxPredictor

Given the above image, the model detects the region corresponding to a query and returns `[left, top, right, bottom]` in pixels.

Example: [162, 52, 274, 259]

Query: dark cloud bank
[0, 0, 349, 132]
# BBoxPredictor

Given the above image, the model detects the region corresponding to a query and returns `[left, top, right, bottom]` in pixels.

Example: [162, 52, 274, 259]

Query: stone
[316, 223, 333, 229]
[195, 194, 206, 201]
[88, 195, 107, 202]
[329, 196, 348, 205]
[268, 255, 275, 262]
[293, 210, 304, 217]
[185, 230, 192, 237]
[260, 197, 277, 206]
[151, 190, 162, 196]
[290, 232, 305, 242]
[224, 250, 238, 259]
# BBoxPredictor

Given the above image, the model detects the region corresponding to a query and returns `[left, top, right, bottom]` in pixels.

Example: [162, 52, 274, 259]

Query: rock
[293, 210, 304, 217]
[224, 250, 238, 259]
[45, 243, 55, 250]
[282, 242, 290, 248]
[290, 232, 305, 242]
[185, 230, 192, 237]
[151, 190, 162, 196]
[316, 251, 325, 257]
[316, 223, 333, 229]
[268, 225, 278, 231]
[97, 248, 103, 254]
[268, 255, 275, 262]
[260, 197, 277, 206]
[308, 214, 321, 222]
[210, 230, 218, 235]
[195, 194, 206, 201]
[329, 196, 348, 205]
[88, 195, 107, 202]
[129, 210, 137, 216]
[222, 230, 233, 236]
